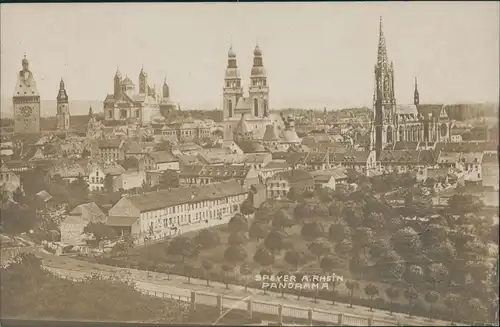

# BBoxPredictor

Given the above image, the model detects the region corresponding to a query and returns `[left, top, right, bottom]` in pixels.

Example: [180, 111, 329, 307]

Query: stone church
[370, 18, 451, 159]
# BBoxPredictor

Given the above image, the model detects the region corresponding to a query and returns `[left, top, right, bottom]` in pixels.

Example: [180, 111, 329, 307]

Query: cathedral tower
[163, 77, 170, 99]
[56, 78, 71, 130]
[13, 54, 41, 134]
[370, 17, 396, 159]
[413, 77, 420, 106]
[139, 66, 147, 94]
[223, 45, 244, 120]
[114, 68, 122, 98]
[249, 44, 269, 118]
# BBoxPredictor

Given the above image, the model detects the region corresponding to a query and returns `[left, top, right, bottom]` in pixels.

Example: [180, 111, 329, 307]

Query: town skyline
[1, 2, 499, 112]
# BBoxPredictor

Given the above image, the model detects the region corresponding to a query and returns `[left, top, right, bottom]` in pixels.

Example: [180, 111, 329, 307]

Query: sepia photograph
[0, 2, 499, 326]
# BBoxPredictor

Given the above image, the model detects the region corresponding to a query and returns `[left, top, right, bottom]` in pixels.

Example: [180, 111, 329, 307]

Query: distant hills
[0, 99, 103, 118]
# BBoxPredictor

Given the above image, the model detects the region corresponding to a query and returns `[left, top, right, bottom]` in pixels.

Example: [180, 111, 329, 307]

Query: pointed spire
[60, 78, 65, 89]
[414, 77, 418, 91]
[377, 16, 388, 67]
[88, 106, 93, 117]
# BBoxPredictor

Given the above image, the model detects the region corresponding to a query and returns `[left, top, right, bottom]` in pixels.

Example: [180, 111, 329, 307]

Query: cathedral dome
[228, 46, 236, 58]
[251, 66, 266, 77]
[225, 68, 241, 79]
[121, 76, 134, 86]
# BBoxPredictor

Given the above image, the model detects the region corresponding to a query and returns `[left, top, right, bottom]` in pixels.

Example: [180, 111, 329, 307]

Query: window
[478, 173, 481, 179]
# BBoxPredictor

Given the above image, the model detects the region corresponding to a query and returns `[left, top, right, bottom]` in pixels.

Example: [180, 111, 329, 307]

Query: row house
[153, 125, 178, 143]
[171, 142, 203, 155]
[106, 180, 248, 242]
[482, 153, 499, 191]
[124, 141, 153, 160]
[0, 163, 22, 196]
[168, 120, 211, 143]
[179, 164, 259, 189]
[96, 139, 125, 162]
[310, 169, 348, 191]
[335, 150, 377, 177]
[461, 152, 483, 183]
[87, 162, 126, 191]
[112, 170, 146, 192]
[60, 202, 106, 245]
[437, 151, 463, 170]
[265, 169, 314, 199]
[0, 141, 14, 161]
[417, 166, 465, 189]
[378, 150, 422, 174]
[257, 160, 292, 181]
[138, 151, 180, 172]
[241, 153, 272, 170]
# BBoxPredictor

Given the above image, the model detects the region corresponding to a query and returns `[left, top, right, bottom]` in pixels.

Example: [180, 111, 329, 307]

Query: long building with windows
[106, 180, 248, 242]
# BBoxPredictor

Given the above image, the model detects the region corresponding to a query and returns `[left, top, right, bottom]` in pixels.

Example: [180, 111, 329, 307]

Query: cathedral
[222, 44, 286, 141]
[370, 18, 451, 159]
[13, 55, 41, 134]
[103, 67, 161, 124]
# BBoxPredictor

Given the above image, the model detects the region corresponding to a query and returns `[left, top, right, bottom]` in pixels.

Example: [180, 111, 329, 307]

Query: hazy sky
[1, 2, 499, 111]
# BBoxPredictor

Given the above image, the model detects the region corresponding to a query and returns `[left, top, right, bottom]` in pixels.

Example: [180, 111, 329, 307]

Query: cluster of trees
[0, 253, 192, 323]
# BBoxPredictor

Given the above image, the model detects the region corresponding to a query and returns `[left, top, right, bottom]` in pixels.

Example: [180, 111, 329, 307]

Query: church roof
[263, 124, 280, 141]
[417, 104, 445, 119]
[235, 97, 252, 112]
[234, 114, 252, 134]
[121, 76, 134, 86]
[282, 129, 301, 143]
[395, 104, 418, 116]
[14, 69, 39, 97]
[235, 140, 267, 153]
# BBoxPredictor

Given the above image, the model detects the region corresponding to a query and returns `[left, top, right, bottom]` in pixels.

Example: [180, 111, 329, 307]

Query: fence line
[46, 266, 495, 327]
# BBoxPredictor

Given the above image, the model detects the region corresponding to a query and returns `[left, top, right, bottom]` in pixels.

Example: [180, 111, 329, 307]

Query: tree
[264, 230, 286, 253]
[335, 238, 353, 258]
[83, 222, 118, 244]
[239, 263, 253, 292]
[158, 169, 179, 189]
[345, 280, 359, 308]
[287, 187, 300, 202]
[194, 229, 220, 249]
[424, 291, 439, 321]
[81, 148, 90, 158]
[349, 254, 370, 278]
[320, 254, 341, 273]
[249, 222, 269, 242]
[293, 202, 312, 221]
[308, 238, 332, 260]
[228, 232, 246, 246]
[444, 293, 462, 324]
[228, 213, 248, 234]
[284, 250, 306, 269]
[403, 286, 419, 318]
[427, 263, 449, 289]
[354, 227, 374, 255]
[12, 187, 24, 204]
[447, 193, 484, 215]
[67, 176, 89, 208]
[103, 174, 114, 193]
[391, 227, 421, 255]
[328, 219, 352, 242]
[240, 199, 255, 216]
[224, 245, 248, 265]
[404, 264, 425, 286]
[255, 207, 273, 224]
[368, 238, 392, 259]
[341, 202, 363, 227]
[221, 263, 234, 289]
[385, 287, 400, 315]
[364, 284, 379, 312]
[300, 221, 324, 241]
[253, 247, 275, 267]
[272, 210, 294, 230]
[364, 212, 385, 231]
[166, 236, 198, 262]
[0, 202, 37, 235]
